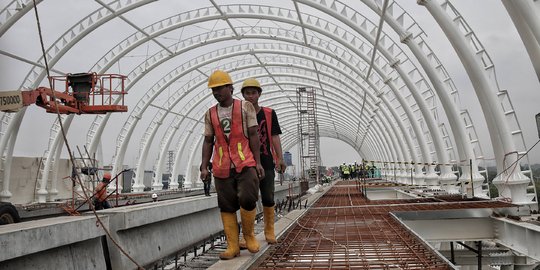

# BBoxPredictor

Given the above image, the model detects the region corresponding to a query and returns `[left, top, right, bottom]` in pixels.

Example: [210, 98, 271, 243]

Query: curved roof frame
[29, 2, 454, 167]
[0, 0, 532, 200]
[2, 2, 470, 196]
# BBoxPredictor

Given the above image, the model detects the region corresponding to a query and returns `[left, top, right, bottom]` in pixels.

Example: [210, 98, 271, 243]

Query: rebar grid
[334, 181, 407, 187]
[252, 181, 514, 269]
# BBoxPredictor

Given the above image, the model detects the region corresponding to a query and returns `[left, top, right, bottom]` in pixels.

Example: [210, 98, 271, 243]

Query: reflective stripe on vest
[210, 99, 256, 178]
[262, 107, 278, 165]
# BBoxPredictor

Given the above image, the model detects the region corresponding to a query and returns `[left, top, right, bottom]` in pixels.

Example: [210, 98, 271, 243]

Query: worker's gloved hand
[256, 163, 265, 180]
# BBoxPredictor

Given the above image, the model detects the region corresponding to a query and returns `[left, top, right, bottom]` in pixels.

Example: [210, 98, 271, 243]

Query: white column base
[413, 173, 425, 186]
[152, 183, 163, 191]
[169, 182, 179, 190]
[37, 189, 48, 203]
[0, 190, 12, 202]
[132, 183, 145, 193]
[424, 172, 440, 188]
[439, 172, 458, 194]
[492, 169, 531, 203]
[459, 171, 485, 198]
[48, 189, 59, 202]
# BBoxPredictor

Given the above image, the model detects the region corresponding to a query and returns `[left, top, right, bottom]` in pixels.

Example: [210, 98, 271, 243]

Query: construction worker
[200, 70, 264, 260]
[241, 77, 286, 246]
[343, 164, 350, 179]
[94, 172, 112, 210]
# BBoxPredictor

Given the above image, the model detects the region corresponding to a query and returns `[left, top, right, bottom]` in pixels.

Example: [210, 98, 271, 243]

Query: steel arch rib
[0, 0, 43, 37]
[419, 0, 532, 203]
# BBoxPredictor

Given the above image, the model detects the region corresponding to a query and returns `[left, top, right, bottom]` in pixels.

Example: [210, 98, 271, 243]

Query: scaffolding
[296, 87, 320, 184]
[167, 150, 174, 173]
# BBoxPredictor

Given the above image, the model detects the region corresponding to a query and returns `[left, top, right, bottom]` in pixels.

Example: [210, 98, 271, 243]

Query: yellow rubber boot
[239, 237, 247, 250]
[219, 212, 240, 260]
[240, 208, 260, 253]
[263, 206, 277, 244]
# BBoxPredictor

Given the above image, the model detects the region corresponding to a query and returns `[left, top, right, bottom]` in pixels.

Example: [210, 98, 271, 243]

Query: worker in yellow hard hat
[200, 70, 264, 260]
[240, 77, 286, 246]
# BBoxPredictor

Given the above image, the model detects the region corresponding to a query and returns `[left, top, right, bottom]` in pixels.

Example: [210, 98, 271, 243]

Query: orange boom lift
[1, 72, 127, 114]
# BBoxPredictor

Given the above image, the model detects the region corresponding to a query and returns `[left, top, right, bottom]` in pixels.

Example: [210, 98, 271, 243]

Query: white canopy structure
[0, 0, 539, 205]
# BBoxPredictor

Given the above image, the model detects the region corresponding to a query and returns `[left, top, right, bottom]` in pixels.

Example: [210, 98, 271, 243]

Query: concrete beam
[99, 195, 221, 269]
[0, 181, 308, 270]
[0, 216, 108, 270]
[99, 181, 305, 270]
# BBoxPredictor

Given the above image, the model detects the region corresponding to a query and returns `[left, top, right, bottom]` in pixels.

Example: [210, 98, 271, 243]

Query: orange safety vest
[95, 182, 108, 202]
[262, 107, 278, 165]
[210, 99, 256, 178]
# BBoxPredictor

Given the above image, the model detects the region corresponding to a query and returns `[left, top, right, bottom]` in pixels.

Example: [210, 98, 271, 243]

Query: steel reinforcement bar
[252, 181, 514, 269]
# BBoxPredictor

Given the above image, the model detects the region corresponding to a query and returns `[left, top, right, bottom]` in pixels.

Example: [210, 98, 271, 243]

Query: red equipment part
[2, 73, 128, 114]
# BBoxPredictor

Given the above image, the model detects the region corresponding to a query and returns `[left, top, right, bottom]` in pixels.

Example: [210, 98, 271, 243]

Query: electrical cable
[492, 139, 540, 201]
[496, 139, 539, 181]
[31, 1, 143, 268]
[358, 0, 389, 149]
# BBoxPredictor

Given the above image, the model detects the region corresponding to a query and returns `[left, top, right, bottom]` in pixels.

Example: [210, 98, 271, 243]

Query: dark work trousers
[94, 199, 111, 210]
[259, 169, 275, 207]
[214, 167, 259, 213]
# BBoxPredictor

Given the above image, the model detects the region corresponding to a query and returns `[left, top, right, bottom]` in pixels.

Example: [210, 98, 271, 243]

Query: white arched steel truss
[0, 0, 537, 206]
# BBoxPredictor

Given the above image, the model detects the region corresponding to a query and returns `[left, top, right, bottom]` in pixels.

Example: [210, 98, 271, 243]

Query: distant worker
[343, 164, 350, 180]
[350, 163, 357, 180]
[200, 70, 264, 260]
[94, 172, 112, 210]
[203, 162, 213, 196]
[241, 77, 286, 246]
[356, 163, 363, 179]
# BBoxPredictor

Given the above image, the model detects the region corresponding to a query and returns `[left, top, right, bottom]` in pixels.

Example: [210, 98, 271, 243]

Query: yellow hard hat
[241, 78, 261, 92]
[208, 70, 233, 89]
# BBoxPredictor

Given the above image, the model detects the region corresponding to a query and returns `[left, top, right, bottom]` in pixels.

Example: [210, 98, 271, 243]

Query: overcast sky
[1, 0, 539, 172]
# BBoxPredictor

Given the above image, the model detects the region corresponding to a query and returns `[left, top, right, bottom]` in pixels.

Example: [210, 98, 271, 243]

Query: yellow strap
[237, 142, 246, 161]
[219, 146, 223, 166]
